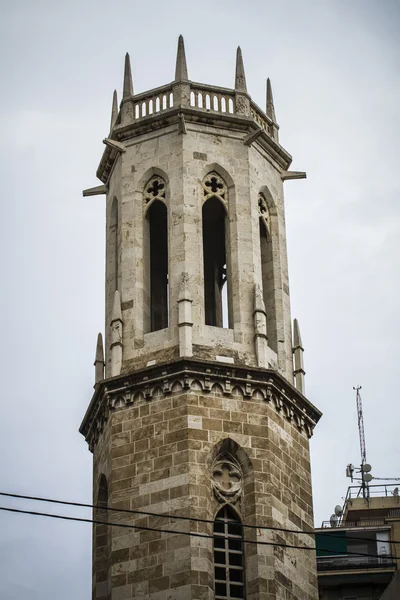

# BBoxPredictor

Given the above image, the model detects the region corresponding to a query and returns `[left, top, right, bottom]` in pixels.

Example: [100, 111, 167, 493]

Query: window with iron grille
[214, 505, 245, 599]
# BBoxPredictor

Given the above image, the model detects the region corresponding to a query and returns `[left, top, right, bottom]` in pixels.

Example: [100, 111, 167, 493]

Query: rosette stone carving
[212, 456, 242, 504]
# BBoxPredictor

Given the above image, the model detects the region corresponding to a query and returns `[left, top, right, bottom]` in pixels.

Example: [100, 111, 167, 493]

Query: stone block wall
[92, 376, 318, 600]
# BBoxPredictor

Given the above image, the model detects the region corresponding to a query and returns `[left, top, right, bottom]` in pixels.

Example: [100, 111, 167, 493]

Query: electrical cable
[0, 505, 396, 561]
[1, 491, 399, 545]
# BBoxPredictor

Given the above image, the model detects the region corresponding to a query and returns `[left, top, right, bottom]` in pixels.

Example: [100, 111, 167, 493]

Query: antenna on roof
[353, 386, 371, 499]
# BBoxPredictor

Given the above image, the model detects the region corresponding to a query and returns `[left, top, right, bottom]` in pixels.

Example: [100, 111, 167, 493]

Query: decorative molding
[80, 359, 322, 452]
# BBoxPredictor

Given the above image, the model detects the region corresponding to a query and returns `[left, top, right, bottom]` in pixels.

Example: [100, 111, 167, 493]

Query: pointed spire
[235, 47, 247, 92]
[293, 318, 305, 394]
[266, 78, 277, 123]
[175, 35, 188, 81]
[111, 290, 122, 323]
[123, 53, 133, 99]
[94, 333, 105, 384]
[293, 318, 303, 349]
[110, 90, 118, 131]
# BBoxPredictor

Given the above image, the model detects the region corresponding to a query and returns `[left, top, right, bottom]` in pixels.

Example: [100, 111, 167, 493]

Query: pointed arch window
[258, 192, 277, 353]
[144, 176, 168, 332]
[202, 172, 232, 328]
[214, 505, 245, 599]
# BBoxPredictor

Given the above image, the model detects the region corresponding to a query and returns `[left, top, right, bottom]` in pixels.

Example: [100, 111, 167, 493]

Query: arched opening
[109, 198, 118, 294]
[148, 200, 168, 331]
[259, 193, 277, 353]
[214, 505, 245, 599]
[202, 196, 230, 327]
[94, 475, 109, 600]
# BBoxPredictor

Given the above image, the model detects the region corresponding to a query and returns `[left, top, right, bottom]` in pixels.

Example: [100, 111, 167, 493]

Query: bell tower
[81, 36, 321, 600]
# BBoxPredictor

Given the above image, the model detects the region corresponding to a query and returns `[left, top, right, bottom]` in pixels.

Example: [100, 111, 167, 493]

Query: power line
[1, 491, 399, 546]
[0, 505, 396, 561]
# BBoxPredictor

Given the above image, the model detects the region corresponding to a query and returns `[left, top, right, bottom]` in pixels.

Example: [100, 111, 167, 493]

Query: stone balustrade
[123, 80, 275, 137]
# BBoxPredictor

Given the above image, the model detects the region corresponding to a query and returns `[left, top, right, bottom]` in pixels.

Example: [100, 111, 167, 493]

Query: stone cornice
[80, 358, 322, 452]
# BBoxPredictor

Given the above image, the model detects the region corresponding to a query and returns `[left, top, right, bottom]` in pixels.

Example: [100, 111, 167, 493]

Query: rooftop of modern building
[317, 483, 400, 530]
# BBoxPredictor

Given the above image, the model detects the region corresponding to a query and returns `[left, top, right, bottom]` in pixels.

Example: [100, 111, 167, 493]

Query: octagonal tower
[81, 36, 321, 600]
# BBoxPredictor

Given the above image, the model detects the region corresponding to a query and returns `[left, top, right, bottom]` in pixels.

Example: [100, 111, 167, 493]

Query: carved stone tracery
[202, 172, 227, 205]
[212, 455, 242, 504]
[144, 175, 166, 206]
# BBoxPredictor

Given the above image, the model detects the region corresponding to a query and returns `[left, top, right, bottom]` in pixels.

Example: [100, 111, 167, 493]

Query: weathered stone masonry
[82, 36, 321, 600]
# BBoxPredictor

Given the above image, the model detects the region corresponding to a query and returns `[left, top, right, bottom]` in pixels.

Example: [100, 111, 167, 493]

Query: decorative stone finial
[111, 291, 123, 377]
[178, 272, 193, 358]
[254, 283, 266, 314]
[111, 290, 122, 323]
[123, 53, 133, 99]
[94, 332, 105, 384]
[254, 284, 268, 368]
[266, 78, 277, 123]
[293, 318, 303, 349]
[175, 35, 188, 81]
[235, 47, 247, 92]
[293, 318, 305, 394]
[110, 90, 118, 132]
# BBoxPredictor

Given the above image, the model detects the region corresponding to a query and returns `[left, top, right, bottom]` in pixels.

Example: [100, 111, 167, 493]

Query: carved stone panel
[212, 455, 242, 504]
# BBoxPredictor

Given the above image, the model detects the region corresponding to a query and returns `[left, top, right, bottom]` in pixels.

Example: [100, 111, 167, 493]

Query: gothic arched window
[258, 192, 277, 353]
[214, 505, 245, 599]
[144, 175, 168, 332]
[202, 172, 232, 328]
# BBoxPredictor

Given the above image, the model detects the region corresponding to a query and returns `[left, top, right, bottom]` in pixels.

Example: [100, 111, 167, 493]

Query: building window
[202, 172, 231, 328]
[144, 176, 168, 332]
[214, 505, 245, 599]
[258, 193, 277, 352]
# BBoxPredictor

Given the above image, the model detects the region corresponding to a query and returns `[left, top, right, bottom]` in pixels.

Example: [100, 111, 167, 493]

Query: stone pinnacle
[293, 318, 303, 349]
[110, 90, 118, 131]
[266, 78, 277, 123]
[175, 34, 188, 81]
[123, 53, 133, 98]
[235, 46, 247, 92]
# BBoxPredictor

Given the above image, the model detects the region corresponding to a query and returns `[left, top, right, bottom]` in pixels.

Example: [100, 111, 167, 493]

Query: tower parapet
[81, 36, 321, 600]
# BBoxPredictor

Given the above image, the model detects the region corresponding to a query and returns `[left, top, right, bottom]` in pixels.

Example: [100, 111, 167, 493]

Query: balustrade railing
[189, 83, 235, 115]
[250, 101, 271, 134]
[131, 84, 174, 120]
[124, 81, 275, 137]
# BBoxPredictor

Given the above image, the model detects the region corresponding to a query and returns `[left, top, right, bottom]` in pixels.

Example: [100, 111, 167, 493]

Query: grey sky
[0, 1, 399, 598]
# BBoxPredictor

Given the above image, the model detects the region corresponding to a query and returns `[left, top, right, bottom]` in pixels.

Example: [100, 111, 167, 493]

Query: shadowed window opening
[203, 197, 229, 327]
[214, 505, 245, 599]
[149, 200, 168, 331]
[259, 193, 277, 353]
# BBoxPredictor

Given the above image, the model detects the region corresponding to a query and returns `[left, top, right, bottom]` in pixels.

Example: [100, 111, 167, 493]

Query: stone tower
[80, 36, 322, 600]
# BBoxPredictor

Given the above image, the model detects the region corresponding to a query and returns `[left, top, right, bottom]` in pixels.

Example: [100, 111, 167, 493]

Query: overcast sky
[0, 1, 399, 598]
